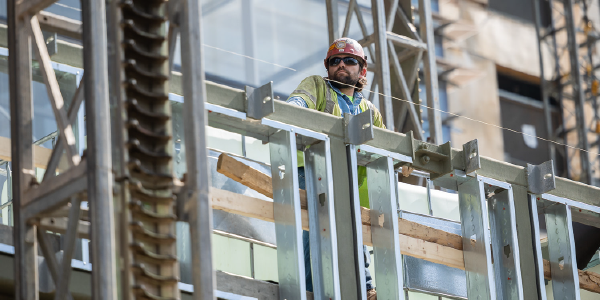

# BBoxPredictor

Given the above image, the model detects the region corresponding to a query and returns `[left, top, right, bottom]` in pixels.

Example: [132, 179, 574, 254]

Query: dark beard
[329, 69, 359, 89]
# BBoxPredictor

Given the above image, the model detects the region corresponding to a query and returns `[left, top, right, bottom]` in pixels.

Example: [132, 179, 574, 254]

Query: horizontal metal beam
[199, 81, 600, 205]
[22, 159, 87, 207]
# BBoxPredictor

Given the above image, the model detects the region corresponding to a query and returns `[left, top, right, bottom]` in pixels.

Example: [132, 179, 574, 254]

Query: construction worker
[286, 37, 384, 300]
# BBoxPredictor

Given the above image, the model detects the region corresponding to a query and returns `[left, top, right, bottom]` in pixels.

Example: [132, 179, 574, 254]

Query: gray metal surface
[344, 110, 374, 145]
[81, 1, 118, 299]
[418, 0, 443, 145]
[488, 189, 524, 299]
[179, 0, 216, 297]
[457, 178, 495, 300]
[403, 256, 467, 299]
[563, 0, 592, 184]
[367, 156, 404, 300]
[8, 1, 38, 299]
[462, 139, 480, 174]
[401, 211, 467, 299]
[304, 140, 340, 299]
[529, 195, 548, 300]
[544, 202, 581, 300]
[370, 0, 394, 130]
[527, 161, 556, 195]
[245, 81, 274, 120]
[269, 129, 306, 300]
[347, 145, 367, 300]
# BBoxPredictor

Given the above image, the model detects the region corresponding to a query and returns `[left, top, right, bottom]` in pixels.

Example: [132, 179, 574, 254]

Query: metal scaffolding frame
[326, 0, 443, 144]
[4, 0, 600, 300]
[8, 0, 215, 299]
[8, 0, 116, 299]
[533, 0, 600, 185]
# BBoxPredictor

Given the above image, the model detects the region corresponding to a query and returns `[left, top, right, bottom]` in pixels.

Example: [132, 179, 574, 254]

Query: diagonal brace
[37, 230, 74, 300]
[28, 15, 80, 167]
[43, 76, 85, 182]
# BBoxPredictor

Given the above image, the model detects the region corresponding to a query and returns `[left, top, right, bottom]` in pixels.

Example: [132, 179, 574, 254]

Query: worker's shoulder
[299, 75, 327, 83]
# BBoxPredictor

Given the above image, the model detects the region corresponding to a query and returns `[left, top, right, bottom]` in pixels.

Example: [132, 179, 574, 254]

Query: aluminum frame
[457, 175, 524, 300]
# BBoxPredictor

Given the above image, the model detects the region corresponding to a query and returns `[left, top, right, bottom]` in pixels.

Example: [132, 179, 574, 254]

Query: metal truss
[8, 0, 215, 299]
[8, 0, 116, 299]
[326, 0, 443, 144]
[533, 0, 600, 185]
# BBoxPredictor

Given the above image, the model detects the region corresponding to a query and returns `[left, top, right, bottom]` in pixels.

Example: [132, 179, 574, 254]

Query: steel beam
[179, 0, 217, 298]
[325, 0, 340, 44]
[304, 140, 341, 299]
[269, 129, 306, 300]
[371, 0, 395, 130]
[8, 0, 38, 298]
[419, 0, 443, 144]
[563, 0, 592, 184]
[366, 156, 404, 300]
[81, 1, 118, 299]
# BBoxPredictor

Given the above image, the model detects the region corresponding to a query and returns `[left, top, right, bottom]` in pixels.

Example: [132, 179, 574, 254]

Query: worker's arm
[286, 96, 309, 108]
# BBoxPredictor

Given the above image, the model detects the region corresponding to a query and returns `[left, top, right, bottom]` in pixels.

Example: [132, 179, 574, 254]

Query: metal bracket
[527, 160, 556, 194]
[42, 31, 57, 56]
[245, 81, 274, 120]
[344, 110, 374, 145]
[462, 139, 480, 174]
[409, 131, 453, 179]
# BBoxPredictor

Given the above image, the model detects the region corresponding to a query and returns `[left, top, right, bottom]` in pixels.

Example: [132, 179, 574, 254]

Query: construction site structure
[0, 0, 599, 300]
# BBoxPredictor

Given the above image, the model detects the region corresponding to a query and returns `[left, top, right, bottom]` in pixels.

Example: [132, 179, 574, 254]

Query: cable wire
[201, 43, 600, 158]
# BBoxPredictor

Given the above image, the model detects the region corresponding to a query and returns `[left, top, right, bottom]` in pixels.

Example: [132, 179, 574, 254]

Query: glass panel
[398, 181, 430, 215]
[212, 234, 252, 277]
[253, 244, 278, 281]
[430, 189, 460, 221]
[244, 136, 270, 164]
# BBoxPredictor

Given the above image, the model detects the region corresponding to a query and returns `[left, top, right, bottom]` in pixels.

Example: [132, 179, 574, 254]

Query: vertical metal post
[512, 185, 540, 299]
[564, 0, 592, 184]
[545, 203, 581, 300]
[325, 0, 340, 44]
[180, 0, 216, 298]
[241, 0, 259, 86]
[347, 145, 367, 300]
[532, 0, 556, 165]
[269, 129, 306, 300]
[367, 156, 404, 300]
[81, 0, 118, 299]
[458, 178, 495, 300]
[371, 0, 395, 130]
[8, 0, 37, 298]
[304, 140, 341, 299]
[529, 195, 548, 300]
[419, 0, 443, 144]
[488, 189, 524, 299]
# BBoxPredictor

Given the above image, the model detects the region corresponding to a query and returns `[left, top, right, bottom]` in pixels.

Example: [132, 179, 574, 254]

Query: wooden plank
[217, 153, 463, 249]
[209, 187, 464, 270]
[0, 136, 69, 170]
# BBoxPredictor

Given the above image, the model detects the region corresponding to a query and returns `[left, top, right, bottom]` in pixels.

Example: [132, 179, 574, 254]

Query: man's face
[326, 55, 366, 88]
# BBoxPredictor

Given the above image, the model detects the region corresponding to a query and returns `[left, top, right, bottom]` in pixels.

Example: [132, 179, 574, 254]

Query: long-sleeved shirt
[286, 80, 365, 115]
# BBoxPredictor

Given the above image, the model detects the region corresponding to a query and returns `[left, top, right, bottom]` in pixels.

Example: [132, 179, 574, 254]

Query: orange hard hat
[325, 38, 368, 67]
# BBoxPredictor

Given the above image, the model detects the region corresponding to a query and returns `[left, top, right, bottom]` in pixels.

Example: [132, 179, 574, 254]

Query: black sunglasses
[328, 56, 360, 66]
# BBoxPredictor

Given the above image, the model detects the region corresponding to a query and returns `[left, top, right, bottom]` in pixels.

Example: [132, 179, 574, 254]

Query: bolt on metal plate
[245, 81, 274, 120]
[527, 160, 556, 194]
[344, 110, 374, 145]
[462, 139, 480, 174]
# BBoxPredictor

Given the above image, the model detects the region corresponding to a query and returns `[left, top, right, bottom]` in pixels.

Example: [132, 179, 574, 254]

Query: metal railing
[195, 77, 600, 300]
